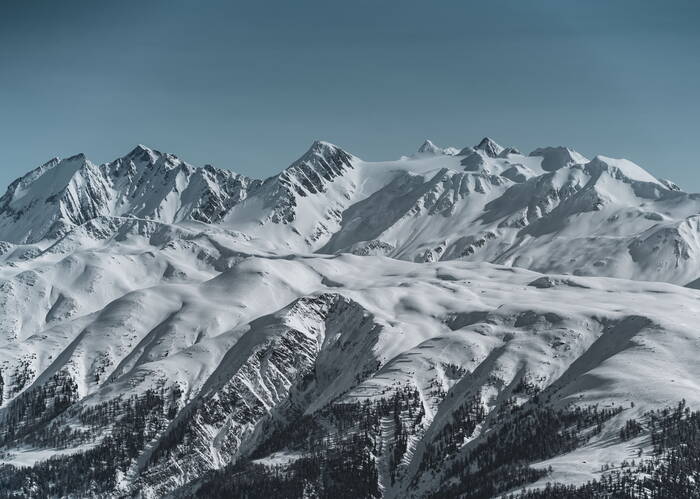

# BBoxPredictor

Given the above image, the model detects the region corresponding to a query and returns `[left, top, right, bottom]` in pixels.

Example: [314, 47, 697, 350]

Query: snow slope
[1, 242, 700, 497]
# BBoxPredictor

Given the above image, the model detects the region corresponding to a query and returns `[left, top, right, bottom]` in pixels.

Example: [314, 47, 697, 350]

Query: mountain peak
[417, 140, 459, 156]
[306, 140, 347, 156]
[474, 137, 504, 157]
[418, 139, 441, 154]
[529, 146, 588, 172]
[265, 141, 356, 224]
[124, 144, 159, 164]
[290, 140, 355, 169]
[128, 144, 152, 154]
[588, 155, 661, 185]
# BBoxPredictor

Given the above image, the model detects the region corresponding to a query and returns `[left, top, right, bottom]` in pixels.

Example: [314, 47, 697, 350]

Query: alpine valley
[1, 138, 700, 498]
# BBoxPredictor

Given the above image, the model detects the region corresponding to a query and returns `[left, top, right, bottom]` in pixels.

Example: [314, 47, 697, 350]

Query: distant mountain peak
[474, 137, 504, 157]
[417, 139, 459, 156]
[126, 143, 153, 155]
[124, 144, 160, 164]
[265, 140, 357, 224]
[587, 155, 661, 185]
[418, 139, 440, 154]
[304, 139, 350, 158]
[529, 146, 588, 171]
[310, 139, 335, 149]
[286, 140, 354, 172]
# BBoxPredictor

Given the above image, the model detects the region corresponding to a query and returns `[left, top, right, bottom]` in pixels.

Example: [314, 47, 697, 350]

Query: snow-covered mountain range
[1, 138, 699, 498]
[2, 138, 698, 284]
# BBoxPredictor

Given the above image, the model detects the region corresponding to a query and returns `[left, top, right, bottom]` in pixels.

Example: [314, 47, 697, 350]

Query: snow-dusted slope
[1, 243, 700, 497]
[1, 138, 700, 497]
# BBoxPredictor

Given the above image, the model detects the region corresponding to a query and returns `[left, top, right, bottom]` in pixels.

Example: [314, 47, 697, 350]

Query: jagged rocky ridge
[1, 138, 700, 497]
[1, 138, 699, 284]
[0, 145, 259, 244]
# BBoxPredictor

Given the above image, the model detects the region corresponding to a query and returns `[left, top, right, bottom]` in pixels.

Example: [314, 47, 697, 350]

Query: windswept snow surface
[1, 138, 700, 497]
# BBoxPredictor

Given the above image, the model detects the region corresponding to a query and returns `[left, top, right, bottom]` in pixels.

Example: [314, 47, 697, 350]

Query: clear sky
[1, 1, 699, 190]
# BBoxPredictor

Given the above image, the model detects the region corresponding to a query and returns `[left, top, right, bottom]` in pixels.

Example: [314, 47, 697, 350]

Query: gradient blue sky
[1, 1, 699, 190]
